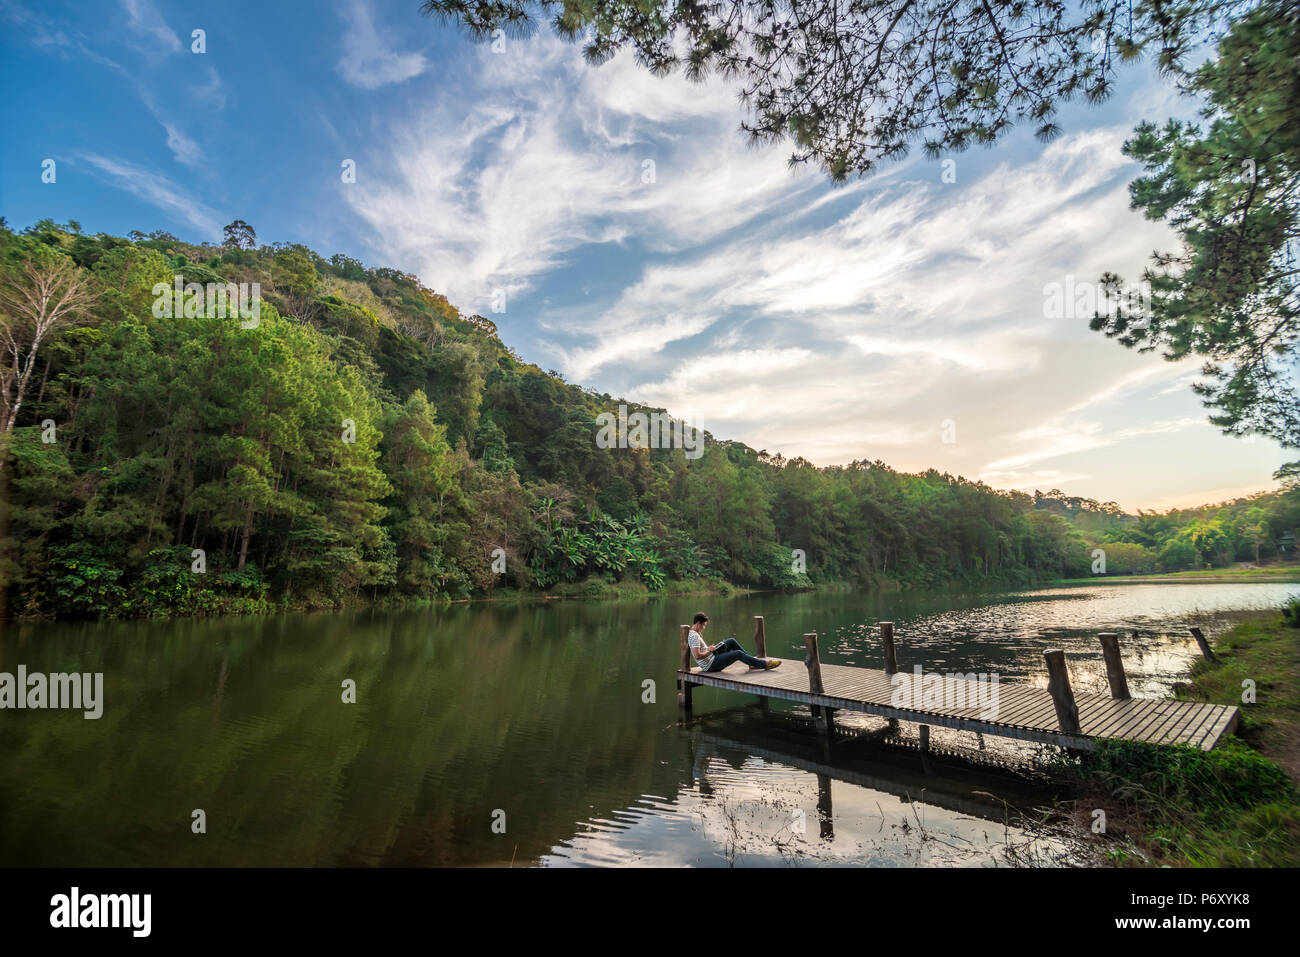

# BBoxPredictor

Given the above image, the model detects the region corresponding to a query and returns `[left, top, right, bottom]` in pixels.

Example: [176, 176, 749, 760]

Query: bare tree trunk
[237, 505, 254, 571]
[0, 253, 96, 438]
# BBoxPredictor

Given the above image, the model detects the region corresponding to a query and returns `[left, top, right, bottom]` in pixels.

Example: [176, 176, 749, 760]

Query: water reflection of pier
[682, 707, 1058, 840]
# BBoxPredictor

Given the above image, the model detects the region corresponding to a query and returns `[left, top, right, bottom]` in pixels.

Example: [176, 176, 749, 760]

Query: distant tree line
[1033, 488, 1299, 573]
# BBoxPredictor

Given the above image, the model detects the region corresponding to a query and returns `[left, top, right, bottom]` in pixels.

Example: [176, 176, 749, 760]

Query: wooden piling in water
[918, 723, 934, 775]
[1043, 649, 1080, 734]
[880, 621, 898, 675]
[678, 624, 693, 709]
[1098, 632, 1130, 699]
[753, 616, 766, 657]
[804, 632, 833, 736]
[880, 621, 900, 733]
[1189, 627, 1219, 663]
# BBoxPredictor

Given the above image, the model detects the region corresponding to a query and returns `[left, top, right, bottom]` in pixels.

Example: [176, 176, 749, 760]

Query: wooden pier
[676, 619, 1239, 752]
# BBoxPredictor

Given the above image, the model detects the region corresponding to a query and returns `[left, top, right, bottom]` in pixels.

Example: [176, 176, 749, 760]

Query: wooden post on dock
[1098, 632, 1130, 699]
[1043, 649, 1080, 734]
[753, 616, 766, 657]
[880, 622, 900, 734]
[804, 632, 833, 736]
[880, 621, 898, 675]
[1189, 627, 1219, 663]
[678, 624, 693, 709]
[804, 633, 825, 696]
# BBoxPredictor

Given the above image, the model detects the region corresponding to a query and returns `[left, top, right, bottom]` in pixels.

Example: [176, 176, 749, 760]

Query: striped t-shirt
[688, 631, 713, 671]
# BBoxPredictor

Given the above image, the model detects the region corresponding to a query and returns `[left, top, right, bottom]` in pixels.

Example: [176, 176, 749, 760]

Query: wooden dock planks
[679, 660, 1238, 751]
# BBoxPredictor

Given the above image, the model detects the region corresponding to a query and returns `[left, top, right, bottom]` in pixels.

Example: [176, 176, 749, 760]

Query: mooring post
[678, 624, 693, 710]
[1189, 627, 1219, 663]
[880, 621, 900, 734]
[804, 632, 833, 736]
[880, 621, 898, 675]
[753, 616, 766, 657]
[1043, 649, 1080, 734]
[1098, 632, 1130, 699]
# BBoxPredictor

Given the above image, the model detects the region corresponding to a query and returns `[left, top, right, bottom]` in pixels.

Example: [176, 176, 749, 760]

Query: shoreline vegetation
[1, 220, 1298, 623]
[1050, 606, 1300, 867]
[1053, 564, 1300, 586]
[4, 564, 1297, 621]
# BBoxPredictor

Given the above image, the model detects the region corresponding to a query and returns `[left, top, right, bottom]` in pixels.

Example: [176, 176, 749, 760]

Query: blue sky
[0, 0, 1290, 510]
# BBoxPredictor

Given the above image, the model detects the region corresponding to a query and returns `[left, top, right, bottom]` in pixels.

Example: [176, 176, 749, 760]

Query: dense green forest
[1, 219, 1296, 619]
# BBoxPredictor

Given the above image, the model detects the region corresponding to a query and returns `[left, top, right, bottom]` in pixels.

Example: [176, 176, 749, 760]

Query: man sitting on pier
[687, 613, 782, 672]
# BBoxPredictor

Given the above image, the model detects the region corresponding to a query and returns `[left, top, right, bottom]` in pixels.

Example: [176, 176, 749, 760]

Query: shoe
[765, 659, 782, 670]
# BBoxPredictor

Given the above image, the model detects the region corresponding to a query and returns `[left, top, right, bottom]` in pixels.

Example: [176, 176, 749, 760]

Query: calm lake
[2, 581, 1295, 867]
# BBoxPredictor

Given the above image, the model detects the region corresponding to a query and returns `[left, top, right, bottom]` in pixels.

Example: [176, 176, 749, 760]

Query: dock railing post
[1043, 649, 1080, 734]
[1098, 632, 1130, 699]
[804, 632, 833, 736]
[753, 616, 770, 710]
[1189, 627, 1219, 663]
[678, 624, 693, 710]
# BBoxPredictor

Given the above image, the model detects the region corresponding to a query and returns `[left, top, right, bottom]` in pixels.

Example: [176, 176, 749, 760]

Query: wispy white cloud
[1116, 417, 1207, 439]
[120, 0, 180, 53]
[344, 32, 820, 306]
[192, 65, 227, 110]
[160, 121, 203, 168]
[17, 7, 211, 169]
[1060, 362, 1182, 415]
[981, 420, 1112, 475]
[76, 153, 223, 237]
[337, 0, 429, 89]
[1, 0, 70, 47]
[552, 127, 1144, 378]
[978, 416, 1207, 487]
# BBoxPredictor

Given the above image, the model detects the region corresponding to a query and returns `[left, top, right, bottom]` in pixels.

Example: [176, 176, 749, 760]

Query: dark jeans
[705, 637, 766, 672]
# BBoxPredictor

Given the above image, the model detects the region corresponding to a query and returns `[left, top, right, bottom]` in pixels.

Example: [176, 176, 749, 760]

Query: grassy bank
[1050, 608, 1300, 866]
[1053, 564, 1300, 585]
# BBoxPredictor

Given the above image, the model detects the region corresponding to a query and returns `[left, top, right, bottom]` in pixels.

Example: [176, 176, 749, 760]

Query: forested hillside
[1, 219, 1296, 619]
